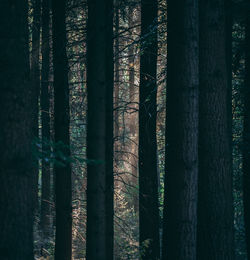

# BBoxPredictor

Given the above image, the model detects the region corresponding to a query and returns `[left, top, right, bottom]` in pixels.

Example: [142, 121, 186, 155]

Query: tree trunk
[105, 1, 114, 259]
[243, 15, 250, 260]
[128, 6, 139, 213]
[0, 1, 34, 259]
[197, 1, 234, 259]
[41, 0, 51, 239]
[52, 0, 72, 259]
[139, 0, 160, 259]
[162, 0, 199, 259]
[31, 0, 41, 213]
[114, 5, 120, 154]
[86, 1, 114, 259]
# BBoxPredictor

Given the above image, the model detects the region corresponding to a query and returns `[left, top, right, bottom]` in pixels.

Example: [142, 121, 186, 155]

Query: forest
[0, 0, 250, 259]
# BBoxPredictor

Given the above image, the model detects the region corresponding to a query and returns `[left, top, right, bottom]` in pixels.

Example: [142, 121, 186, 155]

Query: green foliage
[32, 137, 104, 167]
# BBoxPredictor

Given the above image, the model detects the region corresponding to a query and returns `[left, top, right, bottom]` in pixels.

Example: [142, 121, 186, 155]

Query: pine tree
[86, 0, 114, 259]
[52, 0, 72, 259]
[139, 0, 160, 259]
[31, 0, 41, 212]
[41, 0, 51, 239]
[162, 0, 199, 259]
[243, 14, 250, 259]
[197, 0, 234, 259]
[0, 1, 35, 259]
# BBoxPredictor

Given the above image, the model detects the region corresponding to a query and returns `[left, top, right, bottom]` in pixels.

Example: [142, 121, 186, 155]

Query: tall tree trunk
[114, 5, 120, 154]
[197, 1, 234, 259]
[243, 15, 250, 259]
[0, 1, 34, 259]
[52, 0, 72, 259]
[86, 1, 114, 259]
[41, 0, 51, 239]
[226, 1, 232, 176]
[162, 0, 199, 259]
[105, 1, 114, 259]
[128, 6, 139, 213]
[31, 0, 41, 212]
[139, 0, 160, 259]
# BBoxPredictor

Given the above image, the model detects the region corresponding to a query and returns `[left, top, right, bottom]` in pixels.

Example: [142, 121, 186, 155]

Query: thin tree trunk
[0, 1, 34, 259]
[114, 5, 120, 152]
[105, 1, 114, 259]
[41, 0, 51, 239]
[31, 0, 41, 213]
[197, 1, 234, 259]
[243, 15, 250, 259]
[162, 0, 199, 259]
[226, 1, 232, 181]
[128, 6, 139, 213]
[52, 0, 72, 259]
[139, 0, 160, 259]
[86, 1, 114, 259]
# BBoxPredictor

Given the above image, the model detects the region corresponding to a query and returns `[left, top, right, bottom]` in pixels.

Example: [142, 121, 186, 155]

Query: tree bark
[0, 1, 34, 259]
[52, 0, 72, 259]
[162, 0, 199, 259]
[197, 1, 234, 259]
[139, 0, 160, 259]
[86, 1, 114, 259]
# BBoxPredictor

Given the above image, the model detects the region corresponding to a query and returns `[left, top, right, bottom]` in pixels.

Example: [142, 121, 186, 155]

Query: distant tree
[139, 0, 160, 259]
[40, 0, 51, 239]
[197, 0, 234, 259]
[86, 0, 114, 259]
[0, 0, 34, 259]
[31, 0, 41, 212]
[52, 0, 72, 259]
[128, 5, 139, 213]
[114, 4, 120, 156]
[162, 0, 199, 259]
[243, 14, 250, 259]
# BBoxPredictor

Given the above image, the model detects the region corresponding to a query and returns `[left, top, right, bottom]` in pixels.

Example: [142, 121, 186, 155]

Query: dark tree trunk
[31, 0, 41, 212]
[226, 1, 232, 165]
[197, 1, 234, 259]
[162, 0, 199, 259]
[41, 0, 51, 239]
[86, 1, 114, 259]
[243, 16, 250, 260]
[105, 1, 114, 259]
[139, 0, 160, 259]
[52, 0, 72, 259]
[0, 1, 34, 259]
